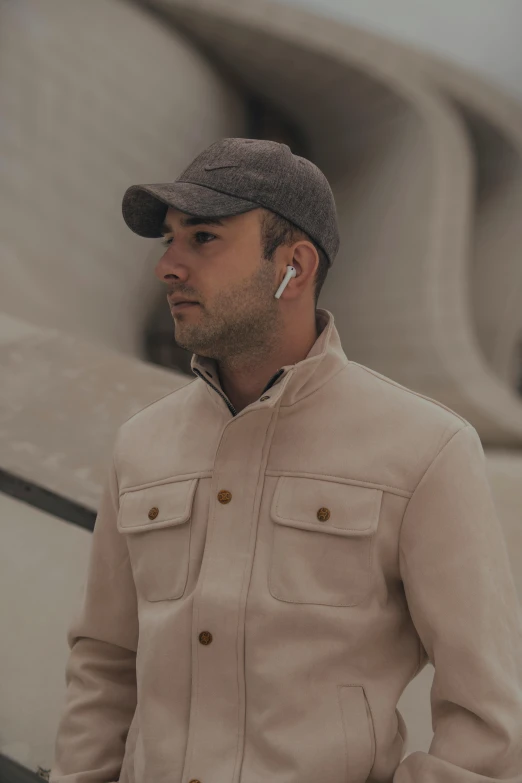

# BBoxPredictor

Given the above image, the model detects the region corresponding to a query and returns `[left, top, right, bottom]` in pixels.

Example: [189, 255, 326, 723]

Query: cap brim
[122, 181, 259, 238]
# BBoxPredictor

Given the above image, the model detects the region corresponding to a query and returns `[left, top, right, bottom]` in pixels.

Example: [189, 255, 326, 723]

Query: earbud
[274, 265, 297, 299]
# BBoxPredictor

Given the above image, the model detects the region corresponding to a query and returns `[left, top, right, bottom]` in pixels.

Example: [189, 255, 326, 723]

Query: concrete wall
[154, 0, 522, 446]
[278, 0, 522, 102]
[0, 0, 246, 357]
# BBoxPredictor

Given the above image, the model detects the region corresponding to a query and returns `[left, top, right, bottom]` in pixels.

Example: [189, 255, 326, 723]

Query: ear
[289, 240, 319, 294]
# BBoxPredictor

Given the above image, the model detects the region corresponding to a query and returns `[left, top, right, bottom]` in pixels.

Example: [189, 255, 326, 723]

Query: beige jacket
[50, 308, 522, 783]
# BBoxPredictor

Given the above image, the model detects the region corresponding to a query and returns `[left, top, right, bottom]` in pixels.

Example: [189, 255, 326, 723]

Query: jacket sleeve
[393, 423, 522, 783]
[49, 450, 138, 783]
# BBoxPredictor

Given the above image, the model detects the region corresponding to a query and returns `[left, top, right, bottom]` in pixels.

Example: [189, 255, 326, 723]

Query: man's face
[154, 205, 284, 362]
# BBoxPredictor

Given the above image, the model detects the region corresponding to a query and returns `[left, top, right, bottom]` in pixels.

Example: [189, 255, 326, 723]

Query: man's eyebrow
[160, 216, 226, 234]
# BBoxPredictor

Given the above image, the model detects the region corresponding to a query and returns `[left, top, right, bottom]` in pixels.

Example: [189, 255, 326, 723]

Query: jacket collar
[190, 308, 349, 416]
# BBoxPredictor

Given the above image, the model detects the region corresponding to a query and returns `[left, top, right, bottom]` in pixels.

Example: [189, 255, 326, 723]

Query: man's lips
[169, 299, 200, 310]
[168, 296, 198, 304]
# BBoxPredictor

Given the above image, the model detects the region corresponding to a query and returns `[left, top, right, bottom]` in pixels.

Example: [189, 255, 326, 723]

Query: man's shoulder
[343, 360, 470, 436]
[337, 361, 474, 489]
[116, 374, 197, 439]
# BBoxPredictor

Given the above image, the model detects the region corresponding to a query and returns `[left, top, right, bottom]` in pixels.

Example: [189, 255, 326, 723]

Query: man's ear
[291, 241, 319, 284]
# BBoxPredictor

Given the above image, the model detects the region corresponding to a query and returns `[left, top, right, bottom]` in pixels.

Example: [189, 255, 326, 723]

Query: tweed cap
[121, 138, 340, 266]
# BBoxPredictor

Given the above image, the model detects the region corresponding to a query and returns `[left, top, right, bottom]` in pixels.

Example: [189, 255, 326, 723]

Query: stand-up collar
[190, 308, 349, 416]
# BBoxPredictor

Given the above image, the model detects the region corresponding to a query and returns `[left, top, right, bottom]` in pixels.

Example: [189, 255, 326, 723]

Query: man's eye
[161, 232, 216, 247]
[194, 231, 215, 244]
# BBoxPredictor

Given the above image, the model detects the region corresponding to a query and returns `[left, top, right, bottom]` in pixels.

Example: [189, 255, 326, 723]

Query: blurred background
[1, 0, 522, 779]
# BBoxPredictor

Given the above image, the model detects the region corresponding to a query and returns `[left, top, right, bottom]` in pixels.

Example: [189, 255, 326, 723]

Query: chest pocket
[117, 478, 198, 602]
[269, 476, 382, 607]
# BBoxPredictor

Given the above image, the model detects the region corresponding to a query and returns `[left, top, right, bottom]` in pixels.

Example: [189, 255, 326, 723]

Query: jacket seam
[266, 470, 412, 498]
[202, 375, 233, 415]
[120, 377, 197, 428]
[278, 359, 350, 408]
[112, 450, 121, 501]
[349, 362, 470, 426]
[415, 637, 425, 677]
[397, 423, 471, 670]
[113, 378, 198, 467]
[119, 471, 212, 494]
[398, 422, 471, 571]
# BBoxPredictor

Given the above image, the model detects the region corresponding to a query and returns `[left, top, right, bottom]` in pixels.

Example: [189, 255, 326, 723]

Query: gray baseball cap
[121, 138, 340, 267]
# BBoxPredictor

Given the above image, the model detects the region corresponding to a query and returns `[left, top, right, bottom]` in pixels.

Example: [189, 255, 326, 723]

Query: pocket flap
[271, 476, 382, 537]
[118, 478, 198, 534]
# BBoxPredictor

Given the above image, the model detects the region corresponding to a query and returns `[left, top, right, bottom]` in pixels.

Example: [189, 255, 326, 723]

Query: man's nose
[154, 247, 186, 282]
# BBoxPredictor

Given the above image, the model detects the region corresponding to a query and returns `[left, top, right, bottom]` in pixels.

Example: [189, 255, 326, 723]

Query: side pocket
[337, 685, 376, 782]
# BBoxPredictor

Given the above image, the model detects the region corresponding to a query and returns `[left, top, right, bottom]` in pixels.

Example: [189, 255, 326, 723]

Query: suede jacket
[50, 307, 522, 783]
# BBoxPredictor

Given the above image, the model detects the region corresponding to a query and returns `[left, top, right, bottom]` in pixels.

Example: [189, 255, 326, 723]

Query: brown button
[148, 506, 159, 520]
[217, 490, 232, 504]
[188, 780, 201, 783]
[260, 395, 270, 401]
[317, 507, 330, 522]
[199, 631, 213, 645]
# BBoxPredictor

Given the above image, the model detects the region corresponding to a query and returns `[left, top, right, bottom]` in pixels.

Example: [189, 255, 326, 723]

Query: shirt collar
[190, 308, 349, 415]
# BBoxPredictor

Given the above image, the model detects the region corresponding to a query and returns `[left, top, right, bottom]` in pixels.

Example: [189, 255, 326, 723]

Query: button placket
[185, 406, 277, 783]
[196, 490, 233, 649]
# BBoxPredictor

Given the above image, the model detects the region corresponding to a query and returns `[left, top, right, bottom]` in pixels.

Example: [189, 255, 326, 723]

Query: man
[50, 138, 522, 783]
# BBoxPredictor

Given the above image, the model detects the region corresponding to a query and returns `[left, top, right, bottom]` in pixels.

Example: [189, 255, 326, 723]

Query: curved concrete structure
[277, 0, 522, 103]
[146, 0, 522, 446]
[397, 50, 522, 397]
[3, 0, 520, 441]
[0, 312, 189, 509]
[0, 0, 246, 357]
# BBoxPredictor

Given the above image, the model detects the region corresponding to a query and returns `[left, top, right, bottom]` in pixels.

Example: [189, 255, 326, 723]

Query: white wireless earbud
[274, 265, 297, 299]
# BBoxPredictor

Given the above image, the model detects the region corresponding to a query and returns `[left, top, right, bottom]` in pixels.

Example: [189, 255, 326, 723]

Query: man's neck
[217, 314, 319, 412]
